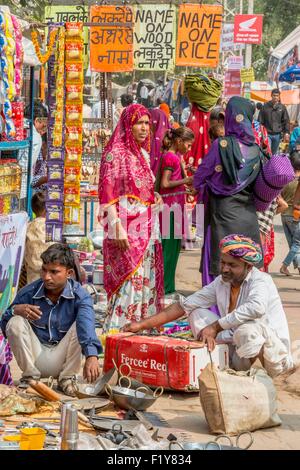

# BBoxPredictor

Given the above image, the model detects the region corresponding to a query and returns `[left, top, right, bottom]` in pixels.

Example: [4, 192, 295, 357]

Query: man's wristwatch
[11, 305, 16, 316]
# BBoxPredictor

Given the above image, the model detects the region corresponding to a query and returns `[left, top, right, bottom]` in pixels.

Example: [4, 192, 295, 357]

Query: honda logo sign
[234, 14, 263, 44]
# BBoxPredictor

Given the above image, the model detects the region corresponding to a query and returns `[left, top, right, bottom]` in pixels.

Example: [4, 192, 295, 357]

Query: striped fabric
[0, 332, 13, 385]
[257, 199, 278, 236]
[220, 234, 263, 265]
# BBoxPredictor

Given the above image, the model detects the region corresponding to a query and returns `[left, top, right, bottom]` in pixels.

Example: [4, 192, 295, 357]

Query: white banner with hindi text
[134, 4, 176, 71]
[0, 212, 28, 317]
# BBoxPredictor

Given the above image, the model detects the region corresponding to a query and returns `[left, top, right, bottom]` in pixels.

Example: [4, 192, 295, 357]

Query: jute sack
[198, 364, 281, 435]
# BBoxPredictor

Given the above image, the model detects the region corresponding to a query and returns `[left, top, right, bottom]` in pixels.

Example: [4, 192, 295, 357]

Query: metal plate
[89, 418, 141, 433]
[62, 397, 110, 411]
[169, 441, 240, 451]
[75, 367, 118, 399]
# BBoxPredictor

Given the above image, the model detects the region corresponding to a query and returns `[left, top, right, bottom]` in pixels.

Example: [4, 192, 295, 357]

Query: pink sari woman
[99, 104, 164, 332]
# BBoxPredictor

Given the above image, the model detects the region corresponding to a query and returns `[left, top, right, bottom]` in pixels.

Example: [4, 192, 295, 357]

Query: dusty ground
[9, 215, 300, 450]
[150, 215, 300, 450]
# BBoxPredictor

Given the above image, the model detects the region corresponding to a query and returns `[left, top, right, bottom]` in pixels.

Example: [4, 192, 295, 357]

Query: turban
[219, 234, 262, 265]
[159, 103, 171, 119]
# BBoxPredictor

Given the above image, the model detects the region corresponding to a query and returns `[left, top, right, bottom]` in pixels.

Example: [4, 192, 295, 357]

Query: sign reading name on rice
[45, 5, 89, 67]
[90, 5, 134, 72]
[176, 4, 223, 67]
[133, 5, 176, 71]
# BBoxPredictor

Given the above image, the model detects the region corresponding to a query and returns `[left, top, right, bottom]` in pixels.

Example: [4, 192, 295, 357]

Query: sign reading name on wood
[133, 5, 176, 71]
[90, 5, 134, 72]
[176, 4, 223, 68]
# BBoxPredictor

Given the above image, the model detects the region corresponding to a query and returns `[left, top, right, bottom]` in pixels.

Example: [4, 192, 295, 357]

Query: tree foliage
[3, 0, 48, 21]
[3, 1, 300, 80]
[252, 0, 300, 79]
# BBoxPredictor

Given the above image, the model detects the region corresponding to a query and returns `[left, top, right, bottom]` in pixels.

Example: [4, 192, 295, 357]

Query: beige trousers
[6, 316, 82, 381]
[189, 308, 293, 377]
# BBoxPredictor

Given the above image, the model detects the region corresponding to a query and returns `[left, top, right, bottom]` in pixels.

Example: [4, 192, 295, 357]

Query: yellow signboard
[240, 67, 255, 83]
[44, 5, 89, 68]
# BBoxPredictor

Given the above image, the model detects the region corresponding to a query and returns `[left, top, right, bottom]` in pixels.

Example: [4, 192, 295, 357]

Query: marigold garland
[31, 28, 58, 65]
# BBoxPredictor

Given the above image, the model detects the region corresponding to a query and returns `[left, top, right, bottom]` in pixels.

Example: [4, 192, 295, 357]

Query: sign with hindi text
[234, 14, 263, 45]
[44, 5, 89, 67]
[240, 67, 255, 83]
[227, 55, 244, 70]
[0, 212, 28, 317]
[134, 5, 176, 71]
[224, 70, 242, 97]
[221, 23, 245, 52]
[90, 5, 134, 72]
[176, 4, 223, 68]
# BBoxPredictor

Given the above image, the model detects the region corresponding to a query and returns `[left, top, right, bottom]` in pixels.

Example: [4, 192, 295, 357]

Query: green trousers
[162, 213, 182, 295]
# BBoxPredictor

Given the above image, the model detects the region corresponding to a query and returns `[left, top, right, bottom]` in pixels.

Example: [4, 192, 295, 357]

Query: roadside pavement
[8, 216, 300, 449]
[156, 214, 300, 450]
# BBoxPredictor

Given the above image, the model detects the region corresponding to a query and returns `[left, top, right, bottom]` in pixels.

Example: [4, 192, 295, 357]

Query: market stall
[0, 0, 224, 341]
[0, 8, 34, 216]
[0, 2, 289, 454]
[0, 7, 36, 317]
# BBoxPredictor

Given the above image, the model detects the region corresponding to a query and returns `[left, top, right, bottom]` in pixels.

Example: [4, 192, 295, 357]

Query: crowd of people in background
[126, 80, 300, 282]
[1, 75, 299, 391]
[16, 79, 300, 299]
[23, 80, 300, 302]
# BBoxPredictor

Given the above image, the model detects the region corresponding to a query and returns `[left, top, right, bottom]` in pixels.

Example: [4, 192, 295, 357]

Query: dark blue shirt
[1, 279, 102, 358]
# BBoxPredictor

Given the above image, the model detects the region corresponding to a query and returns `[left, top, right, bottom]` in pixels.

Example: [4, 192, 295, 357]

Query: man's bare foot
[280, 265, 292, 276]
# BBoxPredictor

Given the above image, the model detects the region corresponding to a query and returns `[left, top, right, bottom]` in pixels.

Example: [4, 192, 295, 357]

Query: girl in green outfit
[157, 127, 195, 294]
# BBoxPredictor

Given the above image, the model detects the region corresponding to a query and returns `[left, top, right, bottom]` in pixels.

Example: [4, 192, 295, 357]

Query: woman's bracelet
[110, 217, 121, 227]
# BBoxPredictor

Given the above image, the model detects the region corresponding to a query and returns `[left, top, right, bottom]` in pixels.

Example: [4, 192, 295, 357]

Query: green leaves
[253, 0, 300, 79]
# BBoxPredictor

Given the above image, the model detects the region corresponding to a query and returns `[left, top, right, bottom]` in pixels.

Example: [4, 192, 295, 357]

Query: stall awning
[251, 89, 300, 105]
[271, 26, 300, 60]
[268, 26, 300, 83]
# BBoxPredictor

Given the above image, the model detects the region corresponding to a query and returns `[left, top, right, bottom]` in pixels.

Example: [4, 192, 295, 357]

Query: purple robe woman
[194, 97, 263, 285]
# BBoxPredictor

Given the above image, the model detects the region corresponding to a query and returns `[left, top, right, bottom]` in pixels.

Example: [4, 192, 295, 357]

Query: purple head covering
[149, 108, 171, 176]
[225, 97, 256, 146]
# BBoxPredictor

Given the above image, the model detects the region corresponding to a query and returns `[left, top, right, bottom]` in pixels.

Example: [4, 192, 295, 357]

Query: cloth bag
[253, 154, 295, 211]
[198, 363, 281, 435]
[184, 74, 222, 112]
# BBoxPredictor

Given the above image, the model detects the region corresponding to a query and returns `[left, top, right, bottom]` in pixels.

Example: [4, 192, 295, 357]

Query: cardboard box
[104, 333, 229, 392]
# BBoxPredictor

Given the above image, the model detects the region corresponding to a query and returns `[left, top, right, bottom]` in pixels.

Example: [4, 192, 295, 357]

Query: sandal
[57, 378, 78, 397]
[280, 266, 292, 276]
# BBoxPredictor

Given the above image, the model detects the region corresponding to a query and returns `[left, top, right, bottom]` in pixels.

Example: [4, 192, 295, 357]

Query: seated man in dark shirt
[1, 244, 102, 397]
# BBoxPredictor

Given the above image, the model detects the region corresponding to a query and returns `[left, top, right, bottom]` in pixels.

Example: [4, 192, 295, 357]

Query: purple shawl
[225, 96, 256, 146]
[194, 97, 259, 197]
[149, 108, 171, 176]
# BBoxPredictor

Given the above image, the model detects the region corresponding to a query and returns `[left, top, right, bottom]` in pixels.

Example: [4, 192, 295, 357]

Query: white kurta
[180, 267, 292, 355]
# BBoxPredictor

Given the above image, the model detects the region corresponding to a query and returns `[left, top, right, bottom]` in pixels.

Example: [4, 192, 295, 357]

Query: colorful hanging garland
[53, 27, 65, 147]
[31, 28, 58, 65]
[45, 26, 65, 243]
[63, 22, 84, 227]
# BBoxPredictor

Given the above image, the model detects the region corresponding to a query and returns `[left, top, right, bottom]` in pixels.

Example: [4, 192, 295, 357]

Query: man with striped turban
[124, 234, 293, 377]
